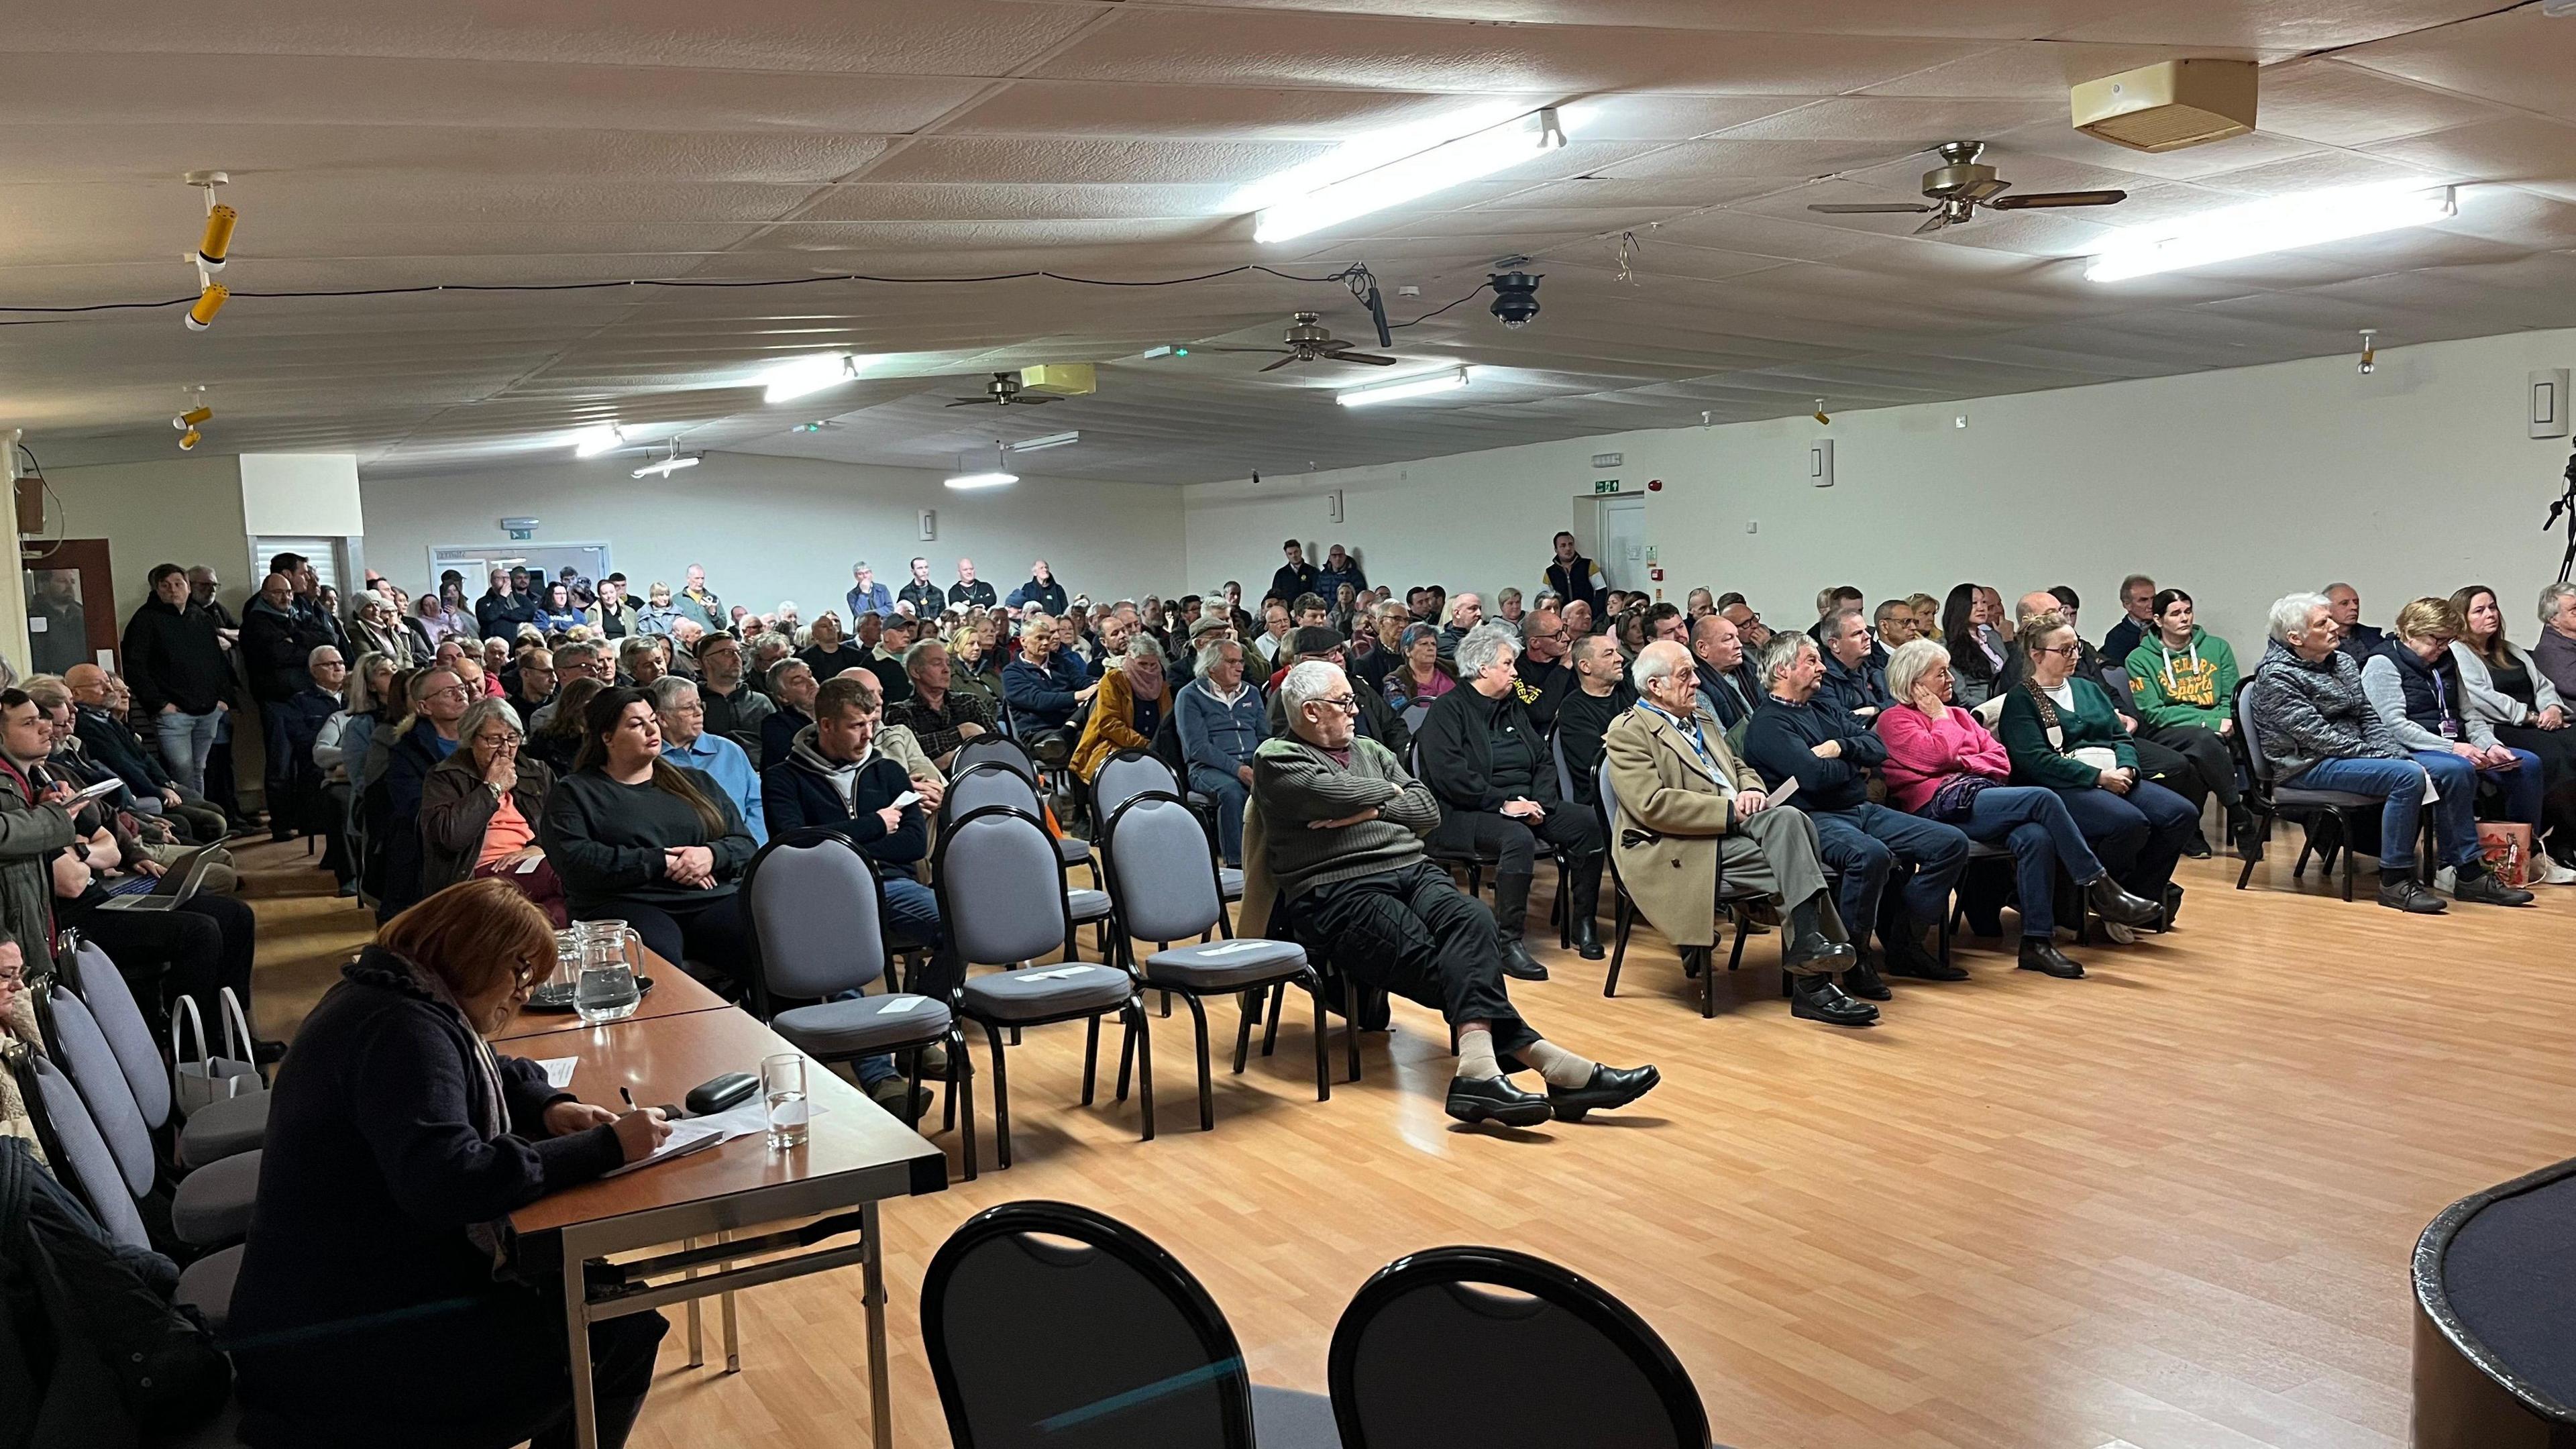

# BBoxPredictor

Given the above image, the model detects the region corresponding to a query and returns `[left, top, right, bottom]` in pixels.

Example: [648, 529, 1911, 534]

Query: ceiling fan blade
[1260, 354, 1302, 372]
[1193, 345, 1289, 355]
[1912, 211, 1954, 235]
[1014, 394, 1059, 404]
[1958, 177, 2012, 203]
[1988, 189, 2128, 210]
[1329, 351, 1399, 367]
[1808, 203, 1937, 215]
[945, 398, 994, 407]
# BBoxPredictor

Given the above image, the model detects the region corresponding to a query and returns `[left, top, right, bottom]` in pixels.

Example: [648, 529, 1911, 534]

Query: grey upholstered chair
[934, 806, 1151, 1179]
[1093, 749, 1244, 905]
[60, 932, 269, 1169]
[945, 764, 1112, 953]
[1099, 792, 1328, 1132]
[44, 985, 259, 1252]
[742, 830, 960, 1130]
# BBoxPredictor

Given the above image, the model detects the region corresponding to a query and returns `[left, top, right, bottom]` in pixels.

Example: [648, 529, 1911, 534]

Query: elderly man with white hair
[650, 675, 766, 847]
[1249, 659, 1658, 1128]
[1603, 641, 1873, 1027]
[2247, 592, 2516, 913]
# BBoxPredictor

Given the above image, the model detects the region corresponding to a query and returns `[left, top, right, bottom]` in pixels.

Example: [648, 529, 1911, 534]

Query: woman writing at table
[227, 879, 674, 1449]
[540, 684, 759, 986]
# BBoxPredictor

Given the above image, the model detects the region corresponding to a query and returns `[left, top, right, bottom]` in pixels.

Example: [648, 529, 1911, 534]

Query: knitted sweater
[1874, 702, 2011, 814]
[2249, 639, 2407, 784]
[1250, 735, 1442, 902]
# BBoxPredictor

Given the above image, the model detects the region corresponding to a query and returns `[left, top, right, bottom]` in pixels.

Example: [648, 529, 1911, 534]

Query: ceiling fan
[1807, 140, 2129, 235]
[1193, 313, 1398, 372]
[945, 372, 1061, 408]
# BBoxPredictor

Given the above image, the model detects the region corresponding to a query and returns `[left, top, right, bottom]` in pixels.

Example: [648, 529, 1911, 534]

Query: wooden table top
[490, 951, 732, 1042]
[507, 1004, 947, 1235]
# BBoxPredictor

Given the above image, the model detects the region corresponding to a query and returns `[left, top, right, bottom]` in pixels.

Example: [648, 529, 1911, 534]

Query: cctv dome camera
[1489, 271, 1542, 329]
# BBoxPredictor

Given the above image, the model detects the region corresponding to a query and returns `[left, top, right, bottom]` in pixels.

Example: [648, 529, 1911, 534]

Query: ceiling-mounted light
[1336, 366, 1472, 408]
[1252, 105, 1578, 245]
[761, 352, 859, 405]
[173, 405, 211, 431]
[1008, 430, 1080, 452]
[1813, 398, 1831, 426]
[184, 282, 229, 331]
[946, 439, 1019, 489]
[572, 424, 625, 458]
[1139, 345, 1191, 360]
[2357, 328, 2378, 375]
[632, 437, 701, 478]
[2085, 182, 2457, 282]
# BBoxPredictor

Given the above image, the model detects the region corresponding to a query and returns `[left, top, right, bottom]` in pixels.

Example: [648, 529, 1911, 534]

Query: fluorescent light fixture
[1008, 430, 1080, 453]
[572, 424, 624, 457]
[631, 453, 701, 479]
[943, 471, 1018, 490]
[760, 352, 857, 405]
[2085, 182, 2456, 282]
[1252, 106, 1578, 245]
[1336, 366, 1472, 408]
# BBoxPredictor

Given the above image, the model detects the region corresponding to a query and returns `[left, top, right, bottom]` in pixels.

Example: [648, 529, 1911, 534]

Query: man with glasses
[1510, 602, 1574, 730]
[380, 667, 473, 918]
[1263, 626, 1409, 755]
[649, 677, 765, 847]
[1252, 659, 1658, 1128]
[693, 632, 775, 754]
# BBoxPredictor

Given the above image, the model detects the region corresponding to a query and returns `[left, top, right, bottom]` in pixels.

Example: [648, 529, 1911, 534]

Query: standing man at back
[1270, 540, 1319, 608]
[898, 557, 945, 618]
[949, 557, 997, 609]
[1543, 531, 1606, 616]
[121, 562, 233, 798]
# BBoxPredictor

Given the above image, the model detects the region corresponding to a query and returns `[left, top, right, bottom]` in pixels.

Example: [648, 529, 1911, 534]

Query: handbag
[170, 989, 262, 1118]
[2478, 821, 2537, 888]
[1923, 773, 1993, 823]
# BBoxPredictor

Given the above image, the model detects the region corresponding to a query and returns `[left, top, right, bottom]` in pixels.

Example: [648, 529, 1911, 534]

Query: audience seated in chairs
[2121, 588, 2257, 858]
[1265, 625, 1411, 755]
[2326, 582, 2385, 660]
[420, 697, 566, 926]
[2249, 592, 2528, 913]
[2449, 583, 2576, 878]
[1074, 635, 1175, 782]
[2534, 582, 2576, 703]
[1351, 602, 1410, 698]
[1553, 633, 1634, 813]
[504, 645, 555, 731]
[1998, 610, 2199, 939]
[692, 631, 774, 755]
[227, 880, 674, 1449]
[1601, 641, 1871, 1027]
[1415, 623, 1607, 973]
[1510, 603, 1575, 729]
[2100, 573, 2157, 666]
[760, 674, 942, 1121]
[1687, 612, 1760, 731]
[539, 685, 761, 987]
[1943, 582, 2008, 709]
[837, 667, 948, 811]
[1179, 637, 1267, 869]
[63, 662, 226, 845]
[892, 637, 998, 775]
[650, 676, 767, 847]
[1001, 614, 1095, 757]
[1379, 623, 1458, 710]
[525, 675, 604, 780]
[2359, 596, 2552, 884]
[1742, 632, 1969, 994]
[378, 665, 472, 920]
[1817, 608, 1894, 719]
[1247, 659, 1656, 1127]
[760, 657, 818, 772]
[1874, 639, 2167, 979]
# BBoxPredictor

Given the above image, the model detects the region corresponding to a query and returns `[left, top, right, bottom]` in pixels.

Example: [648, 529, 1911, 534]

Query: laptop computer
[99, 845, 223, 912]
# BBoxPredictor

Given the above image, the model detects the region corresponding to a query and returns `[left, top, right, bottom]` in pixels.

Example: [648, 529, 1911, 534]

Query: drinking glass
[763, 1053, 810, 1150]
[529, 929, 584, 1010]
[574, 920, 644, 1026]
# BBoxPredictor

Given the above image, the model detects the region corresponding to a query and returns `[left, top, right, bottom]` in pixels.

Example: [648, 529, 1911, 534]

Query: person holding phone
[228, 879, 674, 1449]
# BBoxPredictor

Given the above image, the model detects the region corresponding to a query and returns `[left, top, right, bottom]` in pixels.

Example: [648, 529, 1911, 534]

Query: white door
[1596, 496, 1647, 591]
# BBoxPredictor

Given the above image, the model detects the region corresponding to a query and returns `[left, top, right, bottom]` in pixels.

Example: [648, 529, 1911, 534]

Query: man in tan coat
[1602, 641, 1876, 1028]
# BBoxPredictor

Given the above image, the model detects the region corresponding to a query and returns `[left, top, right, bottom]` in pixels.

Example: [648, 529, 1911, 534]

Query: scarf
[389, 949, 514, 1269]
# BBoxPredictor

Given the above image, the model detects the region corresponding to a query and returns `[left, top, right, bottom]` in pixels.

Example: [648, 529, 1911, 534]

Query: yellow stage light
[185, 283, 229, 331]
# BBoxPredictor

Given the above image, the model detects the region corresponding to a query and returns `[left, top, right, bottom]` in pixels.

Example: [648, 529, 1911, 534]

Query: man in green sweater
[1248, 659, 1658, 1129]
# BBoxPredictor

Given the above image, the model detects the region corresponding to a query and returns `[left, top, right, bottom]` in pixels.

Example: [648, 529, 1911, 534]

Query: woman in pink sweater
[1876, 637, 2163, 979]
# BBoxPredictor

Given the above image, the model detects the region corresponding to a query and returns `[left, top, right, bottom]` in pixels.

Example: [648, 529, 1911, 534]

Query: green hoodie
[2125, 625, 2238, 731]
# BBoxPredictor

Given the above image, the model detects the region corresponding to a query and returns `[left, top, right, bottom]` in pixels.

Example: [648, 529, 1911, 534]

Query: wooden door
[22, 538, 120, 673]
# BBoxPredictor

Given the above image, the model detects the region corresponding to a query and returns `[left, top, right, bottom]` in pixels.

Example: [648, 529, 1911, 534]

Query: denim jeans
[2057, 779, 2199, 900]
[1809, 802, 1970, 947]
[155, 706, 222, 796]
[1956, 785, 2107, 938]
[2404, 750, 2490, 869]
[2483, 747, 2544, 828]
[2293, 754, 2475, 871]
[1190, 765, 1250, 867]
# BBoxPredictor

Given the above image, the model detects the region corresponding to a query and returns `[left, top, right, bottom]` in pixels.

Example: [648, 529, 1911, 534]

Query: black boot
[1568, 857, 1604, 961]
[1882, 927, 1969, 981]
[1493, 873, 1546, 980]
[1842, 957, 1892, 1001]
[2228, 805, 2261, 862]
[1783, 894, 1858, 973]
[2377, 868, 2446, 914]
[2082, 874, 2164, 928]
[2017, 938, 2086, 978]
[1788, 971, 1878, 1027]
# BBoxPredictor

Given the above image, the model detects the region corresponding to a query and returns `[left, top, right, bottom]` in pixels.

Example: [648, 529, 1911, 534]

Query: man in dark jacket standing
[1269, 539, 1319, 606]
[243, 572, 331, 841]
[119, 563, 234, 799]
[474, 566, 535, 641]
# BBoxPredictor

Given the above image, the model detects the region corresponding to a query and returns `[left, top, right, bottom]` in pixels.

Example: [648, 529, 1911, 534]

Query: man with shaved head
[64, 662, 227, 843]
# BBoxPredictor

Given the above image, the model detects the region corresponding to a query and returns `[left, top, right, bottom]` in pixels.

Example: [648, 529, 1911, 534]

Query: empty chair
[933, 806, 1150, 1179]
[43, 985, 259, 1251]
[945, 764, 1112, 934]
[742, 831, 960, 1132]
[921, 1199, 1331, 1449]
[1091, 750, 1178, 833]
[1099, 792, 1329, 1131]
[953, 735, 1039, 786]
[58, 934, 176, 1138]
[1328, 1245, 1713, 1449]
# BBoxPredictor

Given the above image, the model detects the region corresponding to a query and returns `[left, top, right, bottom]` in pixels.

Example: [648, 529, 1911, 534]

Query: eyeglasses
[425, 685, 470, 700]
[1313, 695, 1360, 713]
[2031, 644, 2080, 658]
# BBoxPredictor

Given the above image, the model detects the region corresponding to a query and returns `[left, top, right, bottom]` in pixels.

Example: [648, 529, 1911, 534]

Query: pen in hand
[620, 1087, 636, 1111]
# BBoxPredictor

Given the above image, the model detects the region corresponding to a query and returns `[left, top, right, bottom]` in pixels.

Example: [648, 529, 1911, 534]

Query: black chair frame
[1593, 757, 1759, 1019]
[1407, 739, 1574, 951]
[2227, 677, 2373, 902]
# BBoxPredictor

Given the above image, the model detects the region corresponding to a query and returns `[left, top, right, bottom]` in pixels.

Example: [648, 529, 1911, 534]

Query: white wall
[42, 455, 252, 624]
[359, 451, 1187, 612]
[1184, 327, 2576, 655]
[239, 453, 364, 536]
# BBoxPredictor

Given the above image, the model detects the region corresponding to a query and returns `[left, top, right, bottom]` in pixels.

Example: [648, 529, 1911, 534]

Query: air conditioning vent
[2072, 60, 2258, 154]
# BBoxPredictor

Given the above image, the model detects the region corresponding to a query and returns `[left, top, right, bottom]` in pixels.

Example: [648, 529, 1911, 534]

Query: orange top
[479, 790, 535, 867]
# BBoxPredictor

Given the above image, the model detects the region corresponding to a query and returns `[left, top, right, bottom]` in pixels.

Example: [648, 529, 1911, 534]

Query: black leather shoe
[1444, 1074, 1554, 1127]
[2082, 875, 2165, 928]
[252, 1037, 290, 1066]
[1788, 973, 1878, 1027]
[1880, 931, 1967, 981]
[2017, 939, 2086, 979]
[1499, 938, 1548, 981]
[1571, 916, 1605, 961]
[1783, 932, 1858, 974]
[2453, 871, 2536, 908]
[2377, 877, 2447, 914]
[1841, 957, 1892, 1001]
[2161, 883, 2184, 930]
[2231, 815, 2263, 862]
[1547, 1064, 1660, 1122]
[2182, 836, 2213, 860]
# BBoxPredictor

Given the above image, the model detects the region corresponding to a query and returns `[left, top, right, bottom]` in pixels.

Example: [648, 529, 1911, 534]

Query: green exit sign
[1592, 478, 1621, 494]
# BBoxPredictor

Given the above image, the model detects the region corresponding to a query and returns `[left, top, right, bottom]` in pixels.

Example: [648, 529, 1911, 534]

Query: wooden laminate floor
[236, 839, 2576, 1449]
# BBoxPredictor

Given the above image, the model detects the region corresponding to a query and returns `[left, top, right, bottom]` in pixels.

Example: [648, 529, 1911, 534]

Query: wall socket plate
[2533, 369, 2569, 439]
[1809, 438, 1835, 487]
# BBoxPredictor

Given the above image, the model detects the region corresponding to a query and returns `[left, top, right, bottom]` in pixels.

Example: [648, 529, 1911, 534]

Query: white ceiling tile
[2366, 117, 2576, 204]
[2052, 1, 2506, 49]
[2252, 58, 2518, 148]
[2314, 7, 2576, 123]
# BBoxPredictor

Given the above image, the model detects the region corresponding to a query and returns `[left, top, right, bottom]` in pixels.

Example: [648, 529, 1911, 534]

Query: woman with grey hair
[1380, 622, 1457, 710]
[1415, 623, 1607, 972]
[1175, 635, 1265, 866]
[417, 694, 564, 922]
[1073, 634, 1175, 782]
[1874, 637, 2163, 979]
[2534, 582, 2576, 702]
